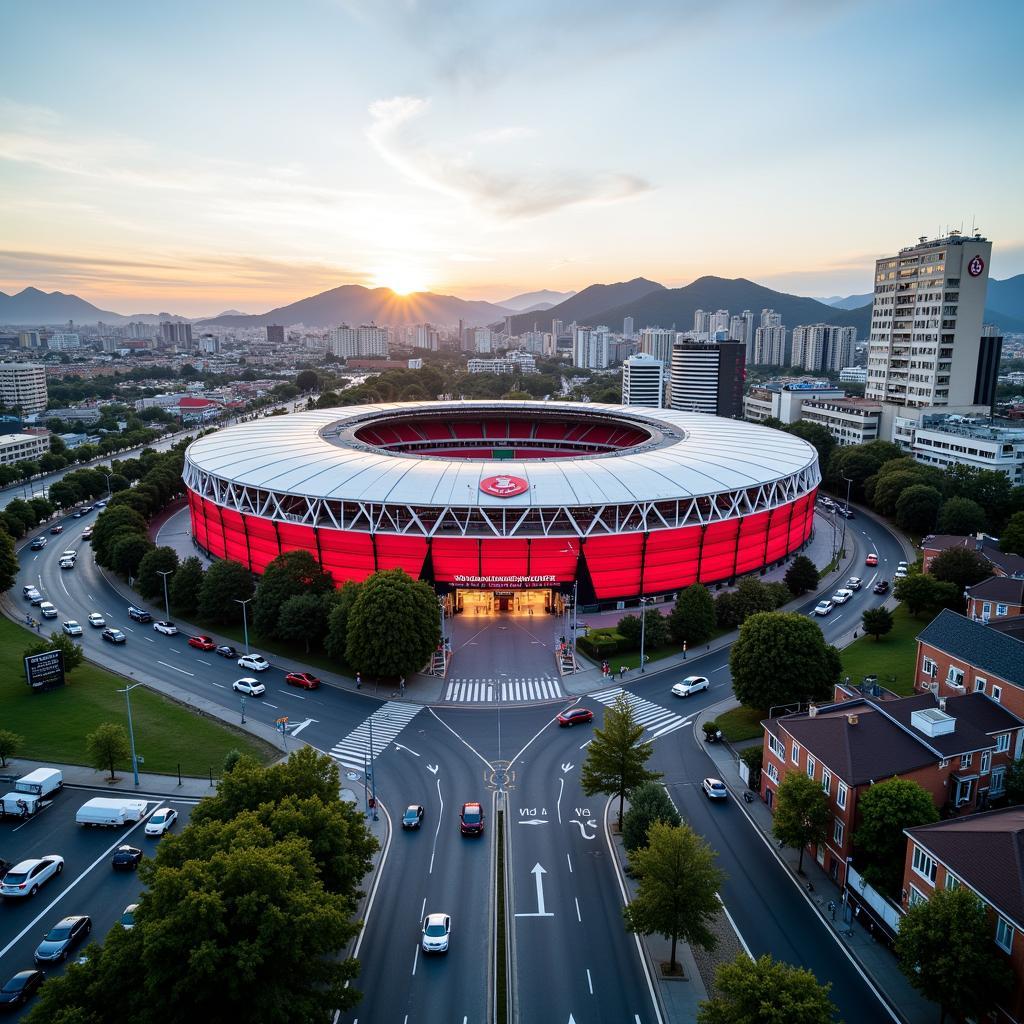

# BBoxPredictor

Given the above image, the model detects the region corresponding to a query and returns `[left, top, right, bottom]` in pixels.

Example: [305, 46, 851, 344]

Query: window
[768, 733, 785, 760]
[806, 756, 816, 780]
[765, 761, 779, 784]
[956, 777, 975, 806]
[821, 769, 832, 796]
[791, 741, 800, 765]
[996, 733, 1011, 754]
[921, 655, 937, 677]
[996, 917, 1015, 955]
[908, 885, 928, 907]
[981, 750, 992, 774]
[974, 677, 987, 693]
[992, 766, 1007, 796]
[833, 818, 844, 846]
[913, 846, 938, 883]
[992, 686, 1003, 704]
[997, 604, 1008, 617]
[947, 667, 965, 687]
[944, 874, 960, 891]
[837, 782, 848, 809]
[982, 602, 992, 617]
[960, 752, 973, 770]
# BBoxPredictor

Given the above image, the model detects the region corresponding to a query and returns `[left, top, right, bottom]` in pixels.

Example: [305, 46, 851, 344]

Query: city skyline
[2, 0, 1023, 316]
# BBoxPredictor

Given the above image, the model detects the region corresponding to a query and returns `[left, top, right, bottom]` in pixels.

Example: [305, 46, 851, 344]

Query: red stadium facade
[183, 402, 819, 609]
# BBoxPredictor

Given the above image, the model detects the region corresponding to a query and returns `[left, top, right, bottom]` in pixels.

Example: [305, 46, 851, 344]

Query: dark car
[127, 606, 151, 623]
[102, 628, 126, 644]
[402, 805, 425, 830]
[214, 644, 237, 659]
[34, 915, 91, 964]
[460, 802, 485, 836]
[0, 970, 44, 1009]
[285, 671, 321, 690]
[29, 537, 46, 550]
[188, 635, 216, 651]
[557, 707, 594, 727]
[49, 524, 64, 535]
[112, 845, 142, 871]
[873, 579, 890, 594]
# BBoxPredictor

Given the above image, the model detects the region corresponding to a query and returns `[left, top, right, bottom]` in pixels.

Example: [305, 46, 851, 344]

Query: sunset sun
[374, 268, 429, 296]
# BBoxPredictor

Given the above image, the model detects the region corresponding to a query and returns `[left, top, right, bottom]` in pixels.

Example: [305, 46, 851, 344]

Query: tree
[581, 693, 662, 828]
[930, 546, 991, 591]
[345, 569, 439, 678]
[623, 821, 723, 973]
[92, 506, 148, 566]
[169, 555, 205, 614]
[253, 550, 334, 638]
[24, 631, 85, 673]
[853, 779, 938, 897]
[324, 582, 361, 664]
[715, 590, 741, 630]
[784, 555, 819, 597]
[47, 478, 81, 509]
[617, 613, 642, 647]
[733, 577, 778, 623]
[698, 953, 838, 1024]
[135, 546, 180, 604]
[937, 497, 987, 537]
[86, 722, 131, 781]
[668, 584, 716, 646]
[784, 421, 835, 473]
[861, 605, 894, 641]
[771, 771, 830, 873]
[895, 484, 942, 534]
[0, 729, 23, 768]
[0, 526, 17, 592]
[894, 573, 959, 617]
[1001, 510, 1024, 555]
[622, 781, 681, 853]
[197, 558, 255, 624]
[295, 369, 319, 392]
[111, 533, 156, 578]
[895, 887, 1012, 1024]
[277, 593, 329, 653]
[729, 612, 840, 711]
[1006, 757, 1024, 806]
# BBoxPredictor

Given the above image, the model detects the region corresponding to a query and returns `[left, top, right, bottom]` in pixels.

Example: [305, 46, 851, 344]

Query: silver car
[1, 856, 64, 898]
[421, 912, 451, 954]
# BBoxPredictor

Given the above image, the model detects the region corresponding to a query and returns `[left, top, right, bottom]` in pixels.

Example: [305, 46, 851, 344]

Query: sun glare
[374, 268, 429, 296]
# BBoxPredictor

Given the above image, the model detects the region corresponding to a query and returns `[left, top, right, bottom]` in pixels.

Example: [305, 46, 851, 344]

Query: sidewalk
[0, 756, 228, 798]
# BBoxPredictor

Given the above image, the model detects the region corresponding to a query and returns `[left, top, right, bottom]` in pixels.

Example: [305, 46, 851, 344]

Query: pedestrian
[34, 619, 40, 633]
[355, 671, 361, 690]
[399, 676, 405, 696]
[619, 665, 626, 679]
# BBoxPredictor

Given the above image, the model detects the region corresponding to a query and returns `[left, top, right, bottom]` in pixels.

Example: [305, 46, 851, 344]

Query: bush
[576, 628, 625, 660]
[740, 746, 763, 789]
[622, 781, 681, 852]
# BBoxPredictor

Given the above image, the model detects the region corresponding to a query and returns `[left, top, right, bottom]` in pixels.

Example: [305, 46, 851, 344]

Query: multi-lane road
[5, 503, 910, 1022]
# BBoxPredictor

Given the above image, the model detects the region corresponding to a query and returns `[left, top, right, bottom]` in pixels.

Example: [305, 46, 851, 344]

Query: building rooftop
[917, 609, 1024, 689]
[801, 397, 882, 411]
[917, 416, 1024, 441]
[966, 576, 1024, 607]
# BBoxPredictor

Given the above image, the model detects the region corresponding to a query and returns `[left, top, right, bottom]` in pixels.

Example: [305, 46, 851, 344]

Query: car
[214, 644, 237, 658]
[153, 621, 178, 636]
[111, 845, 142, 871]
[421, 912, 451, 954]
[49, 524, 63, 535]
[34, 915, 91, 964]
[813, 600, 833, 616]
[59, 558, 75, 570]
[102, 628, 126, 644]
[29, 591, 44, 606]
[39, 601, 58, 618]
[80, 504, 93, 513]
[29, 537, 46, 550]
[831, 589, 854, 604]
[460, 802, 485, 836]
[402, 805, 425, 830]
[557, 707, 594, 727]
[62, 620, 83, 636]
[897, 560, 909, 569]
[1, 855, 64, 898]
[894, 566, 908, 579]
[837, 506, 856, 519]
[120, 903, 139, 930]
[23, 586, 41, 601]
[95, 499, 108, 509]
[285, 671, 321, 690]
[671, 675, 710, 698]
[238, 653, 270, 672]
[22, 585, 36, 597]
[127, 606, 151, 623]
[873, 579, 890, 594]
[71, 509, 84, 519]
[232, 677, 266, 697]
[0, 969, 44, 1009]
[145, 807, 178, 836]
[702, 777, 729, 800]
[865, 553, 878, 566]
[87, 612, 106, 628]
[188, 634, 216, 650]
[846, 577, 863, 591]
[82, 526, 93, 540]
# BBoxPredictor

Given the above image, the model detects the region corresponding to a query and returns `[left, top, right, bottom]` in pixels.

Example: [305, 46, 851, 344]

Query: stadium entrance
[455, 589, 554, 615]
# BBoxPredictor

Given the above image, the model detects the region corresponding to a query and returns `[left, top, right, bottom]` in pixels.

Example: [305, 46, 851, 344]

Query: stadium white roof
[184, 401, 819, 508]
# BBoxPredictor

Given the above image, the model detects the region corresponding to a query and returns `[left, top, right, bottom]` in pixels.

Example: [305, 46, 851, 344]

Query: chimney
[809, 705, 818, 718]
[847, 714, 859, 726]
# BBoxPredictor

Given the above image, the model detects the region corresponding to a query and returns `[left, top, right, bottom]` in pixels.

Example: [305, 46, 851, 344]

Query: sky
[1, 0, 1022, 316]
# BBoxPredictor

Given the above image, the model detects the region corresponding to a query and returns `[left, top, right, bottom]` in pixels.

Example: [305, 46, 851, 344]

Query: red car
[557, 707, 594, 727]
[865, 553, 878, 566]
[188, 635, 216, 651]
[285, 672, 321, 690]
[460, 802, 485, 836]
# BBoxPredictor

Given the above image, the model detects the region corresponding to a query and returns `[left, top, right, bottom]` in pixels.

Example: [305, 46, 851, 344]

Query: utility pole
[157, 569, 173, 620]
[116, 682, 144, 786]
[639, 595, 650, 673]
[235, 597, 252, 653]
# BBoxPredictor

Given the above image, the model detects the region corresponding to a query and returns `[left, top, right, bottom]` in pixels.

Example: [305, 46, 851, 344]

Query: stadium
[182, 401, 820, 611]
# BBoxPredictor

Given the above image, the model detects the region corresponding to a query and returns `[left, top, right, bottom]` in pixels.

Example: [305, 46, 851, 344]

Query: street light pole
[102, 472, 112, 498]
[157, 569, 173, 621]
[235, 597, 252, 654]
[639, 596, 650, 673]
[840, 475, 853, 561]
[116, 682, 144, 786]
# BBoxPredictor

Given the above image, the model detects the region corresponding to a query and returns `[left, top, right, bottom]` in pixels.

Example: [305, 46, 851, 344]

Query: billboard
[25, 648, 66, 692]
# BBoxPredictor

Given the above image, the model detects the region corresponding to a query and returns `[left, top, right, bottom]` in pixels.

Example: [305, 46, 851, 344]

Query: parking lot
[0, 786, 196, 1018]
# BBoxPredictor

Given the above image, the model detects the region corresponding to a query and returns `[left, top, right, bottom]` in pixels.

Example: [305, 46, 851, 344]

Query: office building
[839, 366, 868, 383]
[623, 316, 635, 340]
[17, 331, 41, 349]
[753, 326, 788, 366]
[621, 353, 664, 408]
[160, 321, 193, 349]
[799, 397, 882, 447]
[266, 325, 285, 346]
[791, 324, 857, 372]
[467, 352, 537, 375]
[0, 362, 48, 414]
[47, 332, 80, 351]
[912, 416, 1024, 485]
[0, 432, 50, 465]
[669, 340, 744, 418]
[743, 380, 846, 424]
[573, 326, 610, 369]
[328, 323, 390, 359]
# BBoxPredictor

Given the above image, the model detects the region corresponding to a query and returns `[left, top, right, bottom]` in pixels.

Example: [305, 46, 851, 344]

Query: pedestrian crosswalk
[443, 676, 564, 703]
[328, 701, 423, 770]
[590, 687, 691, 740]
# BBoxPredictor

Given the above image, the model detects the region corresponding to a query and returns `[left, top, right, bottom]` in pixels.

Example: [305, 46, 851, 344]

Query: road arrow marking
[514, 863, 554, 918]
[286, 718, 317, 737]
[394, 742, 420, 757]
[426, 764, 439, 775]
[561, 762, 574, 773]
[569, 818, 597, 840]
[518, 819, 548, 826]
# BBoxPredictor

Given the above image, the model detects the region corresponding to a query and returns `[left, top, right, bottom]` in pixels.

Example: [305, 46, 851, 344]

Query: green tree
[1001, 510, 1024, 555]
[324, 582, 361, 664]
[895, 484, 942, 534]
[1005, 757, 1024, 805]
[784, 555, 820, 597]
[277, 593, 329, 653]
[771, 771, 830, 873]
[253, 550, 334, 638]
[169, 555, 205, 614]
[698, 953, 838, 1024]
[668, 584, 716, 646]
[86, 722, 131, 781]
[936, 497, 987, 537]
[733, 577, 778, 623]
[623, 821, 724, 972]
[729, 612, 840, 711]
[930, 546, 991, 591]
[24, 631, 85, 673]
[740, 746, 763, 790]
[784, 421, 835, 473]
[111, 533, 155, 578]
[622, 781, 682, 853]
[580, 693, 662, 828]
[0, 729, 23, 768]
[715, 590, 741, 630]
[894, 573, 959, 617]
[895, 887, 1012, 1024]
[344, 569, 439, 678]
[295, 369, 319, 392]
[47, 478, 81, 509]
[0, 526, 17, 592]
[861, 605, 894, 641]
[135, 546, 180, 605]
[853, 779, 938, 896]
[5, 498, 37, 533]
[826, 440, 902, 499]
[873, 468, 933, 516]
[197, 558, 255, 624]
[92, 506, 148, 566]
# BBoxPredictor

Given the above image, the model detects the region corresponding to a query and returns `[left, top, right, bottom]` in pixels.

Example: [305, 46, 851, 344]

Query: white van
[76, 798, 149, 828]
[1, 792, 42, 817]
[39, 601, 58, 618]
[15, 768, 63, 799]
[61, 549, 77, 561]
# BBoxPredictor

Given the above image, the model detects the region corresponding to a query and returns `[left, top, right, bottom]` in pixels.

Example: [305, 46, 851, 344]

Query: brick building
[967, 577, 1024, 622]
[922, 533, 1024, 578]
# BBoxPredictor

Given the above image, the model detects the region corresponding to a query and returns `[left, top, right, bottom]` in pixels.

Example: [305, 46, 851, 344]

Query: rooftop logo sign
[968, 254, 985, 277]
[480, 475, 529, 498]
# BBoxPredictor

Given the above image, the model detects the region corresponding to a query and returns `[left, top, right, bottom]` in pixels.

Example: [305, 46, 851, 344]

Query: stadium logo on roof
[480, 475, 529, 498]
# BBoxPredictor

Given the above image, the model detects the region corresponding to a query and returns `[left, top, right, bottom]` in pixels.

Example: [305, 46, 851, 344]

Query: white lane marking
[411, 943, 419, 976]
[393, 741, 419, 756]
[575, 897, 581, 922]
[557, 776, 564, 824]
[104, 611, 113, 616]
[212, 682, 225, 688]
[587, 969, 593, 995]
[281, 691, 307, 700]
[60, 575, 69, 597]
[156, 660, 194, 677]
[87, 593, 93, 600]
[566, 853, 573, 873]
[420, 896, 426, 919]
[144, 636, 155, 643]
[717, 892, 753, 959]
[429, 777, 443, 876]
[426, 708, 494, 772]
[123, 625, 134, 632]
[263, 702, 279, 708]
[579, 740, 592, 749]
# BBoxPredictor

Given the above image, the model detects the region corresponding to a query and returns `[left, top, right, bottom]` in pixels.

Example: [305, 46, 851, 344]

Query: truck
[76, 798, 149, 828]
[15, 768, 63, 799]
[0, 792, 42, 818]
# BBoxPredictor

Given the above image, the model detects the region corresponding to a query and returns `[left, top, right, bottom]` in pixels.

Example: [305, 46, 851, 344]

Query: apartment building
[0, 431, 50, 465]
[913, 417, 1024, 486]
[800, 397, 882, 447]
[966, 577, 1024, 622]
[621, 353, 664, 408]
[0, 362, 48, 414]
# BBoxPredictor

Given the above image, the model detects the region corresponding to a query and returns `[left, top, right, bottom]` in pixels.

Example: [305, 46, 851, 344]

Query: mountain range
[497, 289, 575, 312]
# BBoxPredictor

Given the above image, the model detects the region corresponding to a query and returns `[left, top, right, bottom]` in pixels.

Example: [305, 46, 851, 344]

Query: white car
[237, 653, 269, 672]
[59, 558, 75, 570]
[894, 566, 908, 579]
[845, 577, 862, 591]
[421, 912, 451, 954]
[702, 778, 729, 801]
[813, 600, 833, 616]
[1, 855, 64, 898]
[671, 675, 710, 697]
[831, 589, 854, 604]
[233, 677, 266, 697]
[153, 621, 178, 636]
[144, 807, 178, 836]
[62, 620, 83, 636]
[120, 903, 139, 930]
[39, 601, 58, 619]
[87, 612, 106, 628]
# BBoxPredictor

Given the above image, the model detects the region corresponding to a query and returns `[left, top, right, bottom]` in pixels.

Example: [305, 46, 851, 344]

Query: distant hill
[823, 292, 873, 310]
[987, 275, 1024, 321]
[498, 289, 575, 311]
[0, 287, 126, 325]
[508, 277, 664, 334]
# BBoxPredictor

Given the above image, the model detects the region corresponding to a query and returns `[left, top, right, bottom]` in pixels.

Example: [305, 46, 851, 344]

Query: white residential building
[621, 353, 664, 408]
[839, 366, 868, 383]
[474, 328, 493, 354]
[47, 333, 80, 351]
[414, 324, 439, 351]
[800, 397, 882, 447]
[467, 352, 538, 375]
[743, 380, 845, 424]
[0, 432, 49, 465]
[753, 325, 788, 365]
[638, 328, 676, 368]
[17, 331, 41, 349]
[328, 323, 390, 359]
[912, 417, 1024, 485]
[573, 326, 610, 369]
[623, 316, 635, 340]
[791, 324, 857, 372]
[0, 362, 48, 414]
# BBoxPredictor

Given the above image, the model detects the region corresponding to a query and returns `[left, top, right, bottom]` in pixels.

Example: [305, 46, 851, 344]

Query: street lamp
[116, 682, 144, 786]
[156, 569, 173, 621]
[840, 474, 853, 561]
[102, 472, 112, 497]
[639, 595, 651, 673]
[235, 597, 252, 654]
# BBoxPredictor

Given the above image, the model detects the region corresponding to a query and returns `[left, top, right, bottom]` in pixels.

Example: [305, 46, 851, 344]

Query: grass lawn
[0, 616, 277, 775]
[715, 705, 766, 743]
[582, 628, 730, 672]
[840, 604, 923, 696]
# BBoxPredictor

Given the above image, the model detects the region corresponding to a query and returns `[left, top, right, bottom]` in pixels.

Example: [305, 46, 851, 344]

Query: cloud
[367, 95, 651, 219]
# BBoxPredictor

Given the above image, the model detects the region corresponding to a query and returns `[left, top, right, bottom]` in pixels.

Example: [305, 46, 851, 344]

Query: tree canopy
[929, 546, 993, 591]
[1001, 511, 1024, 555]
[252, 550, 334, 638]
[197, 559, 256, 624]
[622, 781, 681, 853]
[936, 497, 987, 537]
[860, 605, 894, 641]
[771, 771, 830, 873]
[783, 555, 819, 597]
[169, 555, 205, 614]
[668, 584, 717, 646]
[136, 546, 180, 604]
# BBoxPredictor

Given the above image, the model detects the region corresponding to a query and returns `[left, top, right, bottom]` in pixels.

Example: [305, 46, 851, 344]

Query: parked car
[29, 537, 46, 550]
[831, 589, 854, 604]
[87, 612, 106, 628]
[39, 601, 58, 619]
[702, 778, 729, 801]
[188, 634, 216, 651]
[62, 620, 83, 637]
[34, 915, 91, 964]
[214, 644, 237, 658]
[101, 628, 126, 644]
[460, 802, 485, 836]
[671, 675, 710, 697]
[144, 807, 178, 837]
[285, 671, 320, 690]
[845, 577, 863, 591]
[421, 912, 451, 954]
[556, 707, 594, 727]
[232, 678, 266, 697]
[153, 621, 178, 636]
[1, 855, 64, 898]
[813, 600, 833, 616]
[402, 805, 425, 830]
[49, 524, 63, 535]
[0, 969, 44, 1009]
[120, 903, 139, 930]
[238, 653, 269, 672]
[111, 845, 142, 871]
[865, 553, 878, 566]
[127, 606, 151, 623]
[894, 566, 908, 579]
[873, 580, 890, 595]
